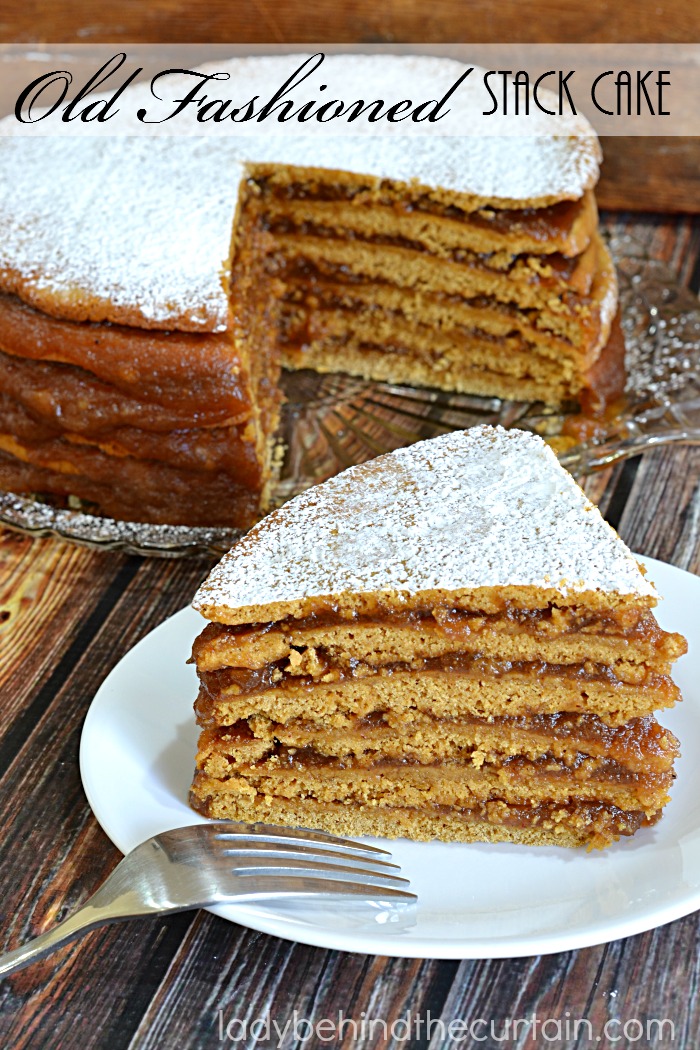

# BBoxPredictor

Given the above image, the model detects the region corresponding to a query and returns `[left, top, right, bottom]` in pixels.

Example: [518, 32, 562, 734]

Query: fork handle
[0, 887, 181, 979]
[0, 906, 111, 978]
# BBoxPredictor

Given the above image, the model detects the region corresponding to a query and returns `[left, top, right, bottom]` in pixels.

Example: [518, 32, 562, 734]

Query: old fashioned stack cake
[0, 55, 620, 527]
[190, 426, 686, 849]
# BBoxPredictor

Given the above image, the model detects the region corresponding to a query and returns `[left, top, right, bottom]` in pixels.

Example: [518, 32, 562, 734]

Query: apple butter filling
[188, 774, 659, 850]
[190, 583, 685, 848]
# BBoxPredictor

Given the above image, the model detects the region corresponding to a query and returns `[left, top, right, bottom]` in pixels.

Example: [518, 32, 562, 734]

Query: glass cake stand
[2, 230, 700, 558]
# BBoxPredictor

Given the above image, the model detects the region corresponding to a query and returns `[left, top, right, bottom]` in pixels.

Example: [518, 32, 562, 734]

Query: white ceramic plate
[80, 555, 699, 959]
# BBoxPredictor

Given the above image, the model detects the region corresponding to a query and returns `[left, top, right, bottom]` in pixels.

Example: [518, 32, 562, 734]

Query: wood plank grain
[615, 445, 700, 573]
[0, 533, 113, 694]
[0, 548, 138, 774]
[435, 927, 698, 1049]
[0, 550, 213, 1049]
[129, 914, 461, 1050]
[598, 139, 700, 215]
[3, 0, 699, 44]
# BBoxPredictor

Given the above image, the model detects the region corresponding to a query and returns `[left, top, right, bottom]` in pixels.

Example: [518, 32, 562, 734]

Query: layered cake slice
[0, 55, 619, 526]
[190, 425, 686, 849]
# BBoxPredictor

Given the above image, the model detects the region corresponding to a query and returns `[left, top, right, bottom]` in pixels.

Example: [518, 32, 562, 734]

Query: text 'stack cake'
[0, 56, 621, 527]
[190, 426, 686, 850]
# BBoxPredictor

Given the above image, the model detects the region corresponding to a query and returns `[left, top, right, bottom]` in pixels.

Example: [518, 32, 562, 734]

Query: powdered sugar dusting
[0, 137, 240, 331]
[194, 426, 655, 617]
[0, 54, 600, 332]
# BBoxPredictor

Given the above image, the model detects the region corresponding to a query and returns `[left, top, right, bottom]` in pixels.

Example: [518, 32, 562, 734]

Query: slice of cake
[0, 56, 619, 527]
[189, 425, 686, 849]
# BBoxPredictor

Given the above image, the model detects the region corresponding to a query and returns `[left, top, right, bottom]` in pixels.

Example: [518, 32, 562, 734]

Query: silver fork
[0, 821, 415, 977]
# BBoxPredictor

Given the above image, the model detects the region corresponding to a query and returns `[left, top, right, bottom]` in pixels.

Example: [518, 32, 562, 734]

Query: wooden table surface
[0, 209, 698, 1048]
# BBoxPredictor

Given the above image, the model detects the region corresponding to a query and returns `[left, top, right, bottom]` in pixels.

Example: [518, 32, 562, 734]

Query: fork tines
[210, 820, 417, 901]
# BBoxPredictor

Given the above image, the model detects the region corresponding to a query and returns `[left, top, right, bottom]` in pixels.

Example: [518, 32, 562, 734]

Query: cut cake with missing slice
[189, 425, 686, 849]
[0, 55, 619, 527]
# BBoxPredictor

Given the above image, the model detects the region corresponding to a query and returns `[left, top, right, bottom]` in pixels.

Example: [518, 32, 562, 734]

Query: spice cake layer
[189, 426, 686, 849]
[191, 753, 676, 829]
[187, 795, 659, 850]
[0, 56, 615, 525]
